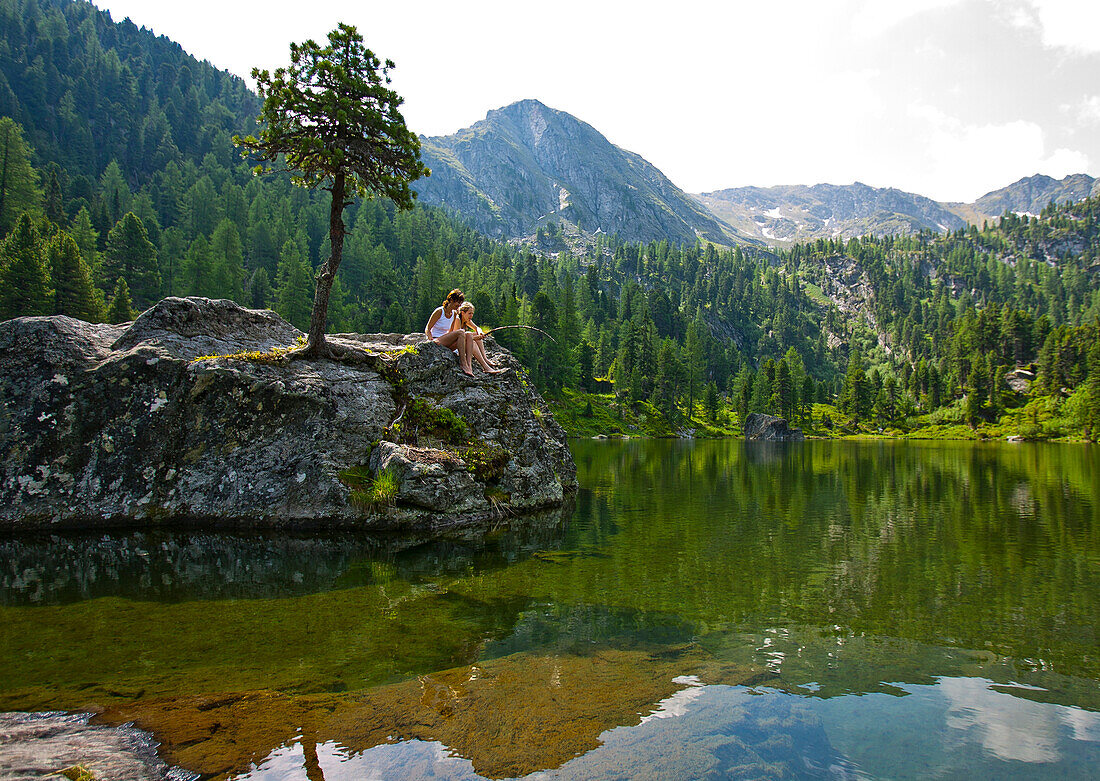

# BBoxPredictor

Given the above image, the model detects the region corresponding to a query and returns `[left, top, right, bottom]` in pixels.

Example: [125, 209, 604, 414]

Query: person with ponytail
[424, 289, 473, 376]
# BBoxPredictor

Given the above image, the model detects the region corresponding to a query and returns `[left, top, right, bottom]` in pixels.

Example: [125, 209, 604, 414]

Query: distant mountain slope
[415, 100, 755, 246]
[695, 183, 967, 246]
[694, 174, 1100, 246]
[958, 173, 1100, 222]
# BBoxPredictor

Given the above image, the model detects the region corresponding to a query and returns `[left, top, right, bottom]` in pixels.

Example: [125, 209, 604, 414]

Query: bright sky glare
[92, 0, 1100, 202]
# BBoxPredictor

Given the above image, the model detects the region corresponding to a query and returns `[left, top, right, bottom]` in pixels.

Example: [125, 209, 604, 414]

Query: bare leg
[461, 332, 475, 375]
[434, 332, 473, 376]
[472, 338, 503, 373]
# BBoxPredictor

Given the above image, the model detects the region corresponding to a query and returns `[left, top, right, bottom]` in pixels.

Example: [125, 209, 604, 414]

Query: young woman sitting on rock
[424, 289, 473, 376]
[455, 302, 505, 375]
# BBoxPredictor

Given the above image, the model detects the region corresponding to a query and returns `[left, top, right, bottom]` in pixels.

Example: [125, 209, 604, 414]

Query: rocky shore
[0, 297, 576, 532]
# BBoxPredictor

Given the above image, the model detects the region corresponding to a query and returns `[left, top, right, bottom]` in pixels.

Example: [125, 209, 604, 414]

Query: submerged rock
[742, 412, 805, 442]
[0, 711, 196, 781]
[0, 297, 576, 531]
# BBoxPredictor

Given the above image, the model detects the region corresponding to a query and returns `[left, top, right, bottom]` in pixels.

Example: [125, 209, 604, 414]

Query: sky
[92, 0, 1100, 203]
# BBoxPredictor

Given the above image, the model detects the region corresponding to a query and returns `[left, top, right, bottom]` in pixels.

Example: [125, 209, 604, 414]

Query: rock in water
[742, 412, 805, 442]
[0, 298, 576, 531]
[0, 711, 196, 781]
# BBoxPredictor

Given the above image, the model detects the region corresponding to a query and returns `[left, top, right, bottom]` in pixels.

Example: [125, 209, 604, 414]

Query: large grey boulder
[0, 297, 576, 532]
[743, 412, 805, 442]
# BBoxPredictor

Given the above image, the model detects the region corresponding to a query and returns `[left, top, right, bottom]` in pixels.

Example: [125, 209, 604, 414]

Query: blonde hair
[457, 302, 474, 315]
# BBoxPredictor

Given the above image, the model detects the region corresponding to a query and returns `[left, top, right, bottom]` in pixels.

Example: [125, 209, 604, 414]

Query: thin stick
[485, 324, 558, 343]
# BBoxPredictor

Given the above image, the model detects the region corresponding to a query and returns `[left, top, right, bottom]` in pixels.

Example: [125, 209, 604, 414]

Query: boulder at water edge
[0, 297, 576, 531]
[743, 412, 805, 442]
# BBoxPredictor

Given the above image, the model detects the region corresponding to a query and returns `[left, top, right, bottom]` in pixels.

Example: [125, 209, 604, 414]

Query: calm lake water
[2, 439, 1099, 779]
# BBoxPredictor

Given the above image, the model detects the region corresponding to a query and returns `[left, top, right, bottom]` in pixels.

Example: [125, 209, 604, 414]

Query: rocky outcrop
[0, 297, 576, 532]
[742, 413, 804, 442]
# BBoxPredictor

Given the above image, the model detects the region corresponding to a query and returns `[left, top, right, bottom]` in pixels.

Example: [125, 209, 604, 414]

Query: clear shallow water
[1, 439, 1098, 779]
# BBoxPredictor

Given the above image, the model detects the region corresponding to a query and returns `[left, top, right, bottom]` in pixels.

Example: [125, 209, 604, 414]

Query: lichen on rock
[0, 297, 576, 532]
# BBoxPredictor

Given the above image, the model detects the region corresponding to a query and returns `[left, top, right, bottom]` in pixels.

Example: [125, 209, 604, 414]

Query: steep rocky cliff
[0, 298, 576, 531]
[415, 99, 749, 246]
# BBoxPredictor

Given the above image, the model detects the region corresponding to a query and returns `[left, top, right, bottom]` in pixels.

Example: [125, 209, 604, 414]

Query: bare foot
[483, 367, 506, 375]
[462, 367, 475, 377]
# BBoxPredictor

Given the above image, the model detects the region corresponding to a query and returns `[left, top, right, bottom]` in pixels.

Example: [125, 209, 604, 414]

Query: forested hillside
[2, 0, 1099, 441]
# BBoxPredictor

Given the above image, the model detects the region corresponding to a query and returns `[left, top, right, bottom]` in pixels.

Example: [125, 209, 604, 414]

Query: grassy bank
[546, 390, 1090, 443]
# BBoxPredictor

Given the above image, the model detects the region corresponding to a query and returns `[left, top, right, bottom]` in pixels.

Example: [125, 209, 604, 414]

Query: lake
[1, 439, 1098, 779]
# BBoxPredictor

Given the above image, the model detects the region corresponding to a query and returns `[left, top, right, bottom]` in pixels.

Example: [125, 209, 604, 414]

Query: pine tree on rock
[0, 213, 52, 318]
[104, 212, 160, 309]
[106, 278, 137, 324]
[49, 231, 102, 321]
[235, 23, 429, 359]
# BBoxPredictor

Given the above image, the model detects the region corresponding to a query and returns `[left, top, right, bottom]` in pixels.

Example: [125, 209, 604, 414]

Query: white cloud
[1069, 95, 1100, 124]
[1014, 0, 1100, 52]
[852, 0, 967, 37]
[904, 103, 1089, 199]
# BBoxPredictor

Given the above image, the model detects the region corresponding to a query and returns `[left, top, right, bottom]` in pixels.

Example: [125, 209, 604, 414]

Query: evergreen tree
[48, 231, 101, 321]
[236, 24, 428, 358]
[0, 213, 52, 318]
[104, 212, 160, 309]
[0, 118, 43, 234]
[208, 218, 246, 301]
[684, 313, 706, 421]
[44, 166, 65, 226]
[750, 361, 774, 414]
[69, 207, 102, 287]
[182, 236, 214, 298]
[246, 267, 272, 310]
[653, 338, 682, 421]
[1083, 340, 1100, 442]
[704, 380, 720, 422]
[105, 278, 137, 324]
[775, 358, 794, 420]
[575, 340, 596, 392]
[801, 373, 815, 423]
[275, 239, 314, 330]
[966, 351, 989, 426]
[734, 367, 754, 422]
[381, 301, 409, 333]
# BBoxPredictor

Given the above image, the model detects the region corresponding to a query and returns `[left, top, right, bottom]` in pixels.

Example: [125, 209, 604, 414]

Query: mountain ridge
[413, 98, 1098, 249]
[695, 174, 1100, 246]
[414, 99, 756, 247]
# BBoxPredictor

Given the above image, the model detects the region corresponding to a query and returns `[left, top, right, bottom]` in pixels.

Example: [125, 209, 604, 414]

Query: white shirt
[429, 306, 456, 339]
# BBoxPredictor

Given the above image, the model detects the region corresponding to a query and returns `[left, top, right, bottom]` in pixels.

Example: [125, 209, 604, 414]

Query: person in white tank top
[424, 289, 474, 376]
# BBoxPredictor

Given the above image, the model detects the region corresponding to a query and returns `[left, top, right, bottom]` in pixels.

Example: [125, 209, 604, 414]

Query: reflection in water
[0, 440, 1098, 779]
[0, 505, 573, 605]
[229, 678, 1100, 780]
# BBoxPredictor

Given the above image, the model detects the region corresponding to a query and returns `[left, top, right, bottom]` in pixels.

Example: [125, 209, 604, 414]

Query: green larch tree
[0, 118, 43, 234]
[275, 239, 314, 330]
[48, 231, 102, 321]
[208, 218, 246, 301]
[105, 277, 136, 324]
[0, 213, 52, 318]
[104, 212, 160, 309]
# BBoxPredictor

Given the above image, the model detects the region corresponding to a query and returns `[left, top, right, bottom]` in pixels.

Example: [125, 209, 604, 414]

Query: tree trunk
[303, 170, 346, 357]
